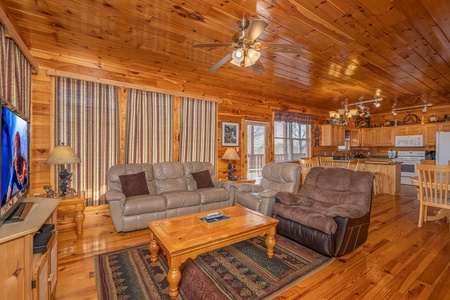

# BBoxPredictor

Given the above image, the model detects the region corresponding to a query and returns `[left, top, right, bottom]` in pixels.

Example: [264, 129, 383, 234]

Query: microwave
[395, 135, 424, 147]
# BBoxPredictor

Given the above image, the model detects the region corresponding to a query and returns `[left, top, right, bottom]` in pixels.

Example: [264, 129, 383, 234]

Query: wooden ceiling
[1, 0, 450, 113]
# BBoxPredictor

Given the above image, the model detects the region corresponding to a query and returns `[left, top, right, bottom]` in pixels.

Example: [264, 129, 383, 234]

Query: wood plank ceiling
[1, 0, 450, 113]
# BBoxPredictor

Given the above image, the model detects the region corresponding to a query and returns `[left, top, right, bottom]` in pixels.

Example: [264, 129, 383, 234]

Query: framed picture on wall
[222, 122, 239, 146]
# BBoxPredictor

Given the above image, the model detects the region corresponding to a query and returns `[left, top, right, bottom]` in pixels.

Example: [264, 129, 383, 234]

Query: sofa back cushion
[260, 162, 301, 193]
[109, 163, 156, 195]
[153, 162, 188, 194]
[301, 167, 374, 209]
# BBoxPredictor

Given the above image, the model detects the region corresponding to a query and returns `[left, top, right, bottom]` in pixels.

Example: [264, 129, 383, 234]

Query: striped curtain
[55, 77, 119, 206]
[0, 24, 31, 118]
[125, 89, 174, 163]
[180, 98, 217, 165]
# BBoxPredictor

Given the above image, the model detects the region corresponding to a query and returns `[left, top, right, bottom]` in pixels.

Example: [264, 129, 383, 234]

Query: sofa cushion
[191, 170, 215, 189]
[123, 195, 166, 216]
[163, 191, 201, 209]
[197, 187, 229, 204]
[272, 203, 338, 234]
[119, 172, 150, 197]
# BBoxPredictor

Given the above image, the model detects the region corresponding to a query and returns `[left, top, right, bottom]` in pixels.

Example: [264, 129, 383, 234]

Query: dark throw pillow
[191, 170, 214, 189]
[119, 171, 150, 197]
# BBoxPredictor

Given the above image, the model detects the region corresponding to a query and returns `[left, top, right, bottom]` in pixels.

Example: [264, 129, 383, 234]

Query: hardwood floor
[55, 186, 450, 299]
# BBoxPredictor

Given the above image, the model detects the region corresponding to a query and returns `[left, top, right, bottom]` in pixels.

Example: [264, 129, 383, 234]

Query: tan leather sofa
[234, 162, 301, 216]
[105, 161, 234, 232]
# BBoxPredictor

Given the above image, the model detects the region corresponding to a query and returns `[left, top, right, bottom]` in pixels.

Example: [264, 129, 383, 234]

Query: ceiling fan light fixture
[244, 49, 261, 67]
[232, 49, 245, 64]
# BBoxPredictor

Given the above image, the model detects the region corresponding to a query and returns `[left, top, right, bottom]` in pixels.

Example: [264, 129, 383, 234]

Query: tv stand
[4, 202, 34, 223]
[0, 198, 60, 300]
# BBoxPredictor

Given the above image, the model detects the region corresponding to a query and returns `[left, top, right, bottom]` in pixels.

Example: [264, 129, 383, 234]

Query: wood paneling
[1, 0, 450, 115]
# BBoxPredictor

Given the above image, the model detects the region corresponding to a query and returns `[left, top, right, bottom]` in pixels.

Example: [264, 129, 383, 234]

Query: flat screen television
[1, 103, 30, 225]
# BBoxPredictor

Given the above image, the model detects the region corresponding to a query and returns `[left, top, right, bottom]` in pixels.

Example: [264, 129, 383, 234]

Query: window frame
[274, 121, 311, 162]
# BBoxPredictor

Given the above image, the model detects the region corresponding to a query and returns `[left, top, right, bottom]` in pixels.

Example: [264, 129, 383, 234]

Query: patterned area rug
[94, 235, 334, 300]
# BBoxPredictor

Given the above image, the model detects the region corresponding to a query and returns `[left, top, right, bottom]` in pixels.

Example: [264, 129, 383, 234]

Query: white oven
[393, 151, 426, 185]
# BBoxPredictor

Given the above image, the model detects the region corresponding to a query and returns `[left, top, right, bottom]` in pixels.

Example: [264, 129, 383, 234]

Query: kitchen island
[332, 159, 402, 195]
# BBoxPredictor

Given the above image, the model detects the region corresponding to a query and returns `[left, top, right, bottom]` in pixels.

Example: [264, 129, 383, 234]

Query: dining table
[410, 176, 450, 223]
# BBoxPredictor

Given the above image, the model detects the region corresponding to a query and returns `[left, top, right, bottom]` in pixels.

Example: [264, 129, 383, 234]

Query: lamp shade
[45, 145, 81, 165]
[222, 148, 240, 161]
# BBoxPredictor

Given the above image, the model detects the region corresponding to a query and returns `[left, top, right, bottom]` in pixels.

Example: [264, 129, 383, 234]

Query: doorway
[245, 121, 267, 181]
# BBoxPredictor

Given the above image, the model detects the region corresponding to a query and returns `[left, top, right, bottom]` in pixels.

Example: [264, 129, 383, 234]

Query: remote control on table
[206, 212, 223, 220]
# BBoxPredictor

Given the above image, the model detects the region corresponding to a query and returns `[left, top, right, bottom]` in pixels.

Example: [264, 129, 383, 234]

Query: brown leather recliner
[272, 167, 374, 257]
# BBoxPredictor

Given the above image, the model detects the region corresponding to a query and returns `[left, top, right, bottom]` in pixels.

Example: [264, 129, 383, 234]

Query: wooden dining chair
[347, 159, 358, 170]
[312, 156, 320, 167]
[320, 157, 334, 168]
[299, 158, 314, 184]
[416, 164, 450, 229]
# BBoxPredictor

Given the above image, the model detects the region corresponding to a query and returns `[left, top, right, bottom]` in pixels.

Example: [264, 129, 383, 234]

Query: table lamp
[45, 143, 81, 197]
[222, 148, 240, 180]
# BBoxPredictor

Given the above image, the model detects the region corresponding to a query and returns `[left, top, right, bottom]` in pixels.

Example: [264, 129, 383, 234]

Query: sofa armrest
[105, 189, 127, 204]
[215, 180, 236, 190]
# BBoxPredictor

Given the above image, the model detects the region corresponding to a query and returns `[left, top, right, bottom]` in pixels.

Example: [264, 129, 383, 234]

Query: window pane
[274, 122, 285, 137]
[292, 123, 300, 138]
[253, 126, 265, 154]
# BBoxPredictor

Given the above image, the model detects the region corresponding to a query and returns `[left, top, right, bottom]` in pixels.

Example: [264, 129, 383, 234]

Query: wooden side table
[58, 191, 85, 237]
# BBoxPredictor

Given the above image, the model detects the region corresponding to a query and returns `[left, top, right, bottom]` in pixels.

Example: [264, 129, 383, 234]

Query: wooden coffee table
[148, 206, 279, 299]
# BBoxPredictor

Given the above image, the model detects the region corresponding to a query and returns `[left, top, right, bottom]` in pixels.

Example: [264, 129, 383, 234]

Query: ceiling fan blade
[251, 60, 264, 74]
[208, 53, 232, 73]
[244, 20, 269, 42]
[260, 43, 302, 53]
[193, 43, 232, 48]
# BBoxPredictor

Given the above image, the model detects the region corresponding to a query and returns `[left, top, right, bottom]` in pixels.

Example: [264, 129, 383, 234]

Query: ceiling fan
[193, 18, 303, 74]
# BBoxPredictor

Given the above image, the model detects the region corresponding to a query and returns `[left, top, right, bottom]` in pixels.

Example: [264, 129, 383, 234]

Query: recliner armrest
[105, 189, 127, 204]
[235, 183, 263, 193]
[259, 189, 279, 198]
[323, 204, 368, 219]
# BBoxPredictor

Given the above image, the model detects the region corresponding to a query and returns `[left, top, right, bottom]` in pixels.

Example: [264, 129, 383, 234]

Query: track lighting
[374, 101, 380, 108]
[391, 103, 433, 115]
[391, 110, 397, 116]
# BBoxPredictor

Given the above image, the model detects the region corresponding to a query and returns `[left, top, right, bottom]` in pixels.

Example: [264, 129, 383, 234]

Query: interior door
[245, 121, 267, 181]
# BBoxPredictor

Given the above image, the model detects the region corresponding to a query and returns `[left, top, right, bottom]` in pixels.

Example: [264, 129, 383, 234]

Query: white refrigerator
[436, 131, 450, 165]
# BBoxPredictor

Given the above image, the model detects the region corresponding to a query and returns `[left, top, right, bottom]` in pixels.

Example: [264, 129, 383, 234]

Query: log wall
[29, 50, 328, 196]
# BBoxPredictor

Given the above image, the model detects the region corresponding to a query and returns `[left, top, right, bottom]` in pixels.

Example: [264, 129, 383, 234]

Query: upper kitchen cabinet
[424, 124, 438, 146]
[360, 128, 372, 147]
[439, 123, 450, 132]
[394, 125, 424, 136]
[372, 127, 394, 146]
[321, 124, 345, 146]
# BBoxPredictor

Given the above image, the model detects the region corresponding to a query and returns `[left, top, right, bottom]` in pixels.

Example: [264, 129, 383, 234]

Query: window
[273, 110, 314, 162]
[274, 121, 310, 161]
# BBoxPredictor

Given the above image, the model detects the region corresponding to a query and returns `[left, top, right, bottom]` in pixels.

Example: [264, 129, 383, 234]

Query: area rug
[94, 235, 334, 300]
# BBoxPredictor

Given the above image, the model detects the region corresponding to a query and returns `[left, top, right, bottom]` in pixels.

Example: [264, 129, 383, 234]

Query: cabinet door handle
[13, 266, 23, 277]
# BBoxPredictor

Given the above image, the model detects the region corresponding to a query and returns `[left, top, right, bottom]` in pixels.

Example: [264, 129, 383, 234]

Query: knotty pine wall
[29, 51, 329, 196]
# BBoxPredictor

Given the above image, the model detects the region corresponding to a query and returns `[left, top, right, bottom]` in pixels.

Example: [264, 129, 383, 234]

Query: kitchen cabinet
[424, 124, 438, 146]
[321, 124, 345, 146]
[372, 127, 394, 146]
[439, 123, 450, 132]
[394, 125, 423, 136]
[360, 128, 372, 147]
[347, 129, 360, 147]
